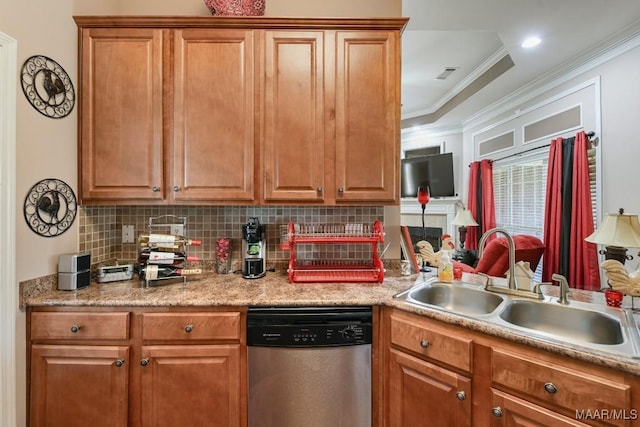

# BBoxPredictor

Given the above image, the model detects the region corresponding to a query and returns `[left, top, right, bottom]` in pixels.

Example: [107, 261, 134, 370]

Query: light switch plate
[122, 225, 134, 243]
[170, 225, 184, 236]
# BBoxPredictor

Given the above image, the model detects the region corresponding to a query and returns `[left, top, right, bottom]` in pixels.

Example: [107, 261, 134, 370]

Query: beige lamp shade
[585, 212, 640, 248]
[451, 209, 479, 227]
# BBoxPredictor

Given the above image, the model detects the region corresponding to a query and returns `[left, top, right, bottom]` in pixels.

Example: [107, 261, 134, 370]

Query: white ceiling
[401, 0, 640, 127]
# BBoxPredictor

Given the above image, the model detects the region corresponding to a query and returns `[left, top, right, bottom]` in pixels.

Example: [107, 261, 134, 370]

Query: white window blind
[493, 149, 549, 281]
[493, 149, 549, 240]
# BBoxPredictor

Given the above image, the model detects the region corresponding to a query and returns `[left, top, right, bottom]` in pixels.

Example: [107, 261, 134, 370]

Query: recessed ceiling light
[521, 36, 541, 48]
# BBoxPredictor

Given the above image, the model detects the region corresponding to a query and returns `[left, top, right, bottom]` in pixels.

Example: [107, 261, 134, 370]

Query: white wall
[464, 41, 640, 216]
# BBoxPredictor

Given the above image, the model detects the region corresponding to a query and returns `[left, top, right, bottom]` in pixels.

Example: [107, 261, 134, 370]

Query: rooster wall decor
[24, 178, 77, 237]
[21, 55, 75, 119]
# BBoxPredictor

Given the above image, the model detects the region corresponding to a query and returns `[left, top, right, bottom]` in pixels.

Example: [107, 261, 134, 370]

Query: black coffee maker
[242, 217, 266, 279]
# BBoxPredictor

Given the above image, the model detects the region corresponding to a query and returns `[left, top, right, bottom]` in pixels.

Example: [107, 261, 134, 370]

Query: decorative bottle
[138, 252, 200, 265]
[138, 233, 202, 251]
[138, 265, 202, 281]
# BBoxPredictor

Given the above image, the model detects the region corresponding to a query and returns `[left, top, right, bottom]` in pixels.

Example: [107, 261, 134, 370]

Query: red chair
[453, 235, 545, 278]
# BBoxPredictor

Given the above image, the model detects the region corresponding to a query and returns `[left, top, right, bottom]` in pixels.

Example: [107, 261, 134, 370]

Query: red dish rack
[287, 220, 385, 283]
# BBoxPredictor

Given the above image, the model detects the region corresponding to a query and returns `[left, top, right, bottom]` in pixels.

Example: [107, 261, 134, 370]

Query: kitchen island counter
[21, 270, 640, 375]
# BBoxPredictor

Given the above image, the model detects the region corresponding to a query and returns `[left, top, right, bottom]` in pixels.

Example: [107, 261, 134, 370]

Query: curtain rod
[470, 131, 596, 165]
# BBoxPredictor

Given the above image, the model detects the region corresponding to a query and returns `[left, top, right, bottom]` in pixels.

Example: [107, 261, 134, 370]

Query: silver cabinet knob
[491, 407, 503, 418]
[184, 325, 193, 333]
[152, 186, 160, 192]
[317, 187, 323, 193]
[115, 359, 125, 367]
[420, 340, 430, 349]
[544, 382, 557, 394]
[456, 391, 466, 401]
[70, 325, 80, 333]
[173, 186, 181, 192]
[140, 358, 149, 367]
[338, 187, 344, 193]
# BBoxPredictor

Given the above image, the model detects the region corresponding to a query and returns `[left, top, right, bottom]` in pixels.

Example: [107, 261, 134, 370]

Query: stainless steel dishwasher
[247, 306, 372, 427]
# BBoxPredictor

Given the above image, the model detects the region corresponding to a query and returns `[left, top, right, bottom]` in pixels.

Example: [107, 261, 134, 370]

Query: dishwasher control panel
[246, 306, 372, 347]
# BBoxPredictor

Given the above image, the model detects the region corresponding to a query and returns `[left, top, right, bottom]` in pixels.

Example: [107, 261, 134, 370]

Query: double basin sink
[394, 279, 640, 358]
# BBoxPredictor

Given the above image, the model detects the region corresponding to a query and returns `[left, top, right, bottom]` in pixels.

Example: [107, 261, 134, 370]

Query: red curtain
[542, 137, 564, 283]
[466, 160, 496, 250]
[570, 132, 600, 289]
[542, 131, 600, 290]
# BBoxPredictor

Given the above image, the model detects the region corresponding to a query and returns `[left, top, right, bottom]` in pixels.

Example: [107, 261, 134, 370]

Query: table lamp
[585, 208, 640, 265]
[451, 209, 479, 256]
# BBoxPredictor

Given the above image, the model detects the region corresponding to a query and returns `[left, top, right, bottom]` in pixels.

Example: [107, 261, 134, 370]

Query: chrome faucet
[478, 227, 518, 290]
[552, 273, 571, 304]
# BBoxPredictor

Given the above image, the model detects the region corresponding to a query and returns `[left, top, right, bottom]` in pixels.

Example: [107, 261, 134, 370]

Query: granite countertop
[20, 269, 640, 375]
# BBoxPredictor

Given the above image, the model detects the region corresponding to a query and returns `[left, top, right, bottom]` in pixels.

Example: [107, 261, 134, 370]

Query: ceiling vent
[435, 67, 459, 80]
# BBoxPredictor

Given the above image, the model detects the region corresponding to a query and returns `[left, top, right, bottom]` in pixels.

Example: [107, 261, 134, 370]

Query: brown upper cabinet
[75, 16, 408, 206]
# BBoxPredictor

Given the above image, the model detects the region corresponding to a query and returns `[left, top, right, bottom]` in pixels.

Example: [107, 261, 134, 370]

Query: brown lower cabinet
[27, 305, 640, 427]
[382, 307, 640, 427]
[27, 307, 245, 427]
[30, 344, 130, 427]
[387, 349, 472, 426]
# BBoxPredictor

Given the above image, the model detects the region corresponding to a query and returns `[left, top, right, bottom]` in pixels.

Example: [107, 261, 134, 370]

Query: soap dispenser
[439, 251, 453, 283]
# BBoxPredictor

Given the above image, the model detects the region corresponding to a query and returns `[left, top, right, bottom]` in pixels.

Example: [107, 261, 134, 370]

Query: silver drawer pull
[491, 407, 503, 417]
[173, 186, 181, 192]
[456, 391, 466, 401]
[115, 359, 125, 367]
[420, 339, 430, 349]
[152, 186, 160, 192]
[70, 325, 81, 333]
[184, 325, 193, 333]
[544, 382, 558, 394]
[140, 358, 149, 367]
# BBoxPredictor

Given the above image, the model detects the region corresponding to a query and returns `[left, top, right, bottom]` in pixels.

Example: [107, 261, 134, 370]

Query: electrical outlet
[170, 225, 184, 236]
[122, 225, 135, 243]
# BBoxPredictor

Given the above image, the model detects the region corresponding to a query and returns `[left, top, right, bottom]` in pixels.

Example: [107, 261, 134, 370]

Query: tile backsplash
[79, 205, 385, 266]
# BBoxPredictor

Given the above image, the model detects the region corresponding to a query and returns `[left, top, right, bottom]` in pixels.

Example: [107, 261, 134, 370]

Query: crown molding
[463, 24, 640, 131]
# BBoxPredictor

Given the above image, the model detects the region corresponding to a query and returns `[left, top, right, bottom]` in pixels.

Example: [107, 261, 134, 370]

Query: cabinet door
[30, 344, 129, 427]
[490, 389, 591, 427]
[140, 344, 242, 427]
[387, 348, 471, 427]
[334, 30, 400, 204]
[79, 28, 164, 203]
[261, 30, 326, 202]
[172, 29, 255, 202]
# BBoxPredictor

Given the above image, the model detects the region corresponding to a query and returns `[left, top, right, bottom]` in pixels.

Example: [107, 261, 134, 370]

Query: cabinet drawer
[491, 348, 631, 424]
[31, 312, 130, 340]
[390, 311, 473, 372]
[141, 312, 241, 341]
[490, 388, 592, 426]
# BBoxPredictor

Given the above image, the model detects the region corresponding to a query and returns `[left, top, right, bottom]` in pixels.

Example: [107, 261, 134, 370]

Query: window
[493, 149, 548, 238]
[405, 145, 441, 158]
[492, 142, 598, 282]
[493, 149, 549, 280]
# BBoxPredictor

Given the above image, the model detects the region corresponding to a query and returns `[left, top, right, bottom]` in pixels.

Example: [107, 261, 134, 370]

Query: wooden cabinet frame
[381, 307, 640, 427]
[27, 306, 247, 427]
[75, 16, 408, 206]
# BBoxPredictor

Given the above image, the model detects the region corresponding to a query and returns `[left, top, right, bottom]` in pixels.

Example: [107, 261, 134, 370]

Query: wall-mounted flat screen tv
[401, 152, 455, 198]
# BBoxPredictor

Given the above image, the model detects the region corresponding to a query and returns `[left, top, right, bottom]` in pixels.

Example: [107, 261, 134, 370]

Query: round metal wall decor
[21, 55, 75, 119]
[24, 178, 77, 237]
